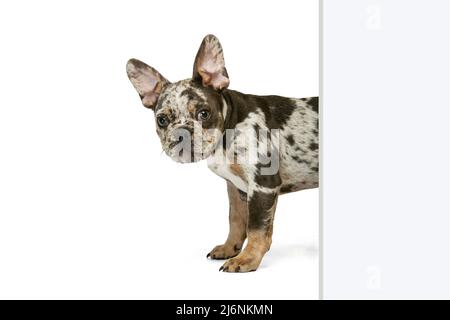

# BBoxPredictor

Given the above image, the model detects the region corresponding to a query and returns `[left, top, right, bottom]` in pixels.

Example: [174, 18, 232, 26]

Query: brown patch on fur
[187, 101, 196, 113]
[229, 164, 246, 181]
[207, 182, 248, 260]
[220, 192, 278, 272]
[220, 231, 271, 272]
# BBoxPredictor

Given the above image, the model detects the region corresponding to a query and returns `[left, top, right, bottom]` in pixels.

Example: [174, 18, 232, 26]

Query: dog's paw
[207, 244, 241, 260]
[219, 253, 262, 273]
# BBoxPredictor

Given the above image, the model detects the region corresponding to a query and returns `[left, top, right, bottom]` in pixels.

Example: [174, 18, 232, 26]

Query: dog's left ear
[193, 34, 230, 91]
[126, 58, 170, 109]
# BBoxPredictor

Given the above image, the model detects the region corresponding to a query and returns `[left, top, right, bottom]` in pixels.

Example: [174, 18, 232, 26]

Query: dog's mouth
[166, 149, 200, 163]
[165, 141, 217, 163]
[164, 141, 199, 163]
[162, 127, 222, 163]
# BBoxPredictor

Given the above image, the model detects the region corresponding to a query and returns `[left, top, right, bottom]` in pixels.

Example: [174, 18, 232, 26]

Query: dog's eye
[156, 115, 169, 128]
[197, 110, 210, 121]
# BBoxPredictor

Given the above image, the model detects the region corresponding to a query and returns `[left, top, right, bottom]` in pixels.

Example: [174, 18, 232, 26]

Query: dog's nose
[169, 126, 193, 149]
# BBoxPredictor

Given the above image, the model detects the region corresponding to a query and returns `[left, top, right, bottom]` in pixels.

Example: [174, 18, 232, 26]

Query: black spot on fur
[280, 184, 295, 193]
[286, 134, 295, 145]
[269, 102, 296, 128]
[254, 162, 282, 189]
[308, 97, 319, 112]
[309, 142, 318, 151]
[254, 173, 281, 189]
[311, 167, 319, 172]
[253, 124, 260, 139]
[292, 155, 310, 165]
[221, 90, 297, 130]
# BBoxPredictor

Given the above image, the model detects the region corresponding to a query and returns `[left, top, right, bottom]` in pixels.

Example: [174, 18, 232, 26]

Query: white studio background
[0, 0, 318, 299]
[322, 0, 450, 299]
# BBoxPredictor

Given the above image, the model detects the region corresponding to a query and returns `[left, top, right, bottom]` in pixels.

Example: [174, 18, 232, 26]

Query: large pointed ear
[126, 58, 170, 109]
[192, 34, 230, 91]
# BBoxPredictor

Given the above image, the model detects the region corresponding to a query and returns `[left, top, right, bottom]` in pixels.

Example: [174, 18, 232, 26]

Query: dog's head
[126, 35, 230, 163]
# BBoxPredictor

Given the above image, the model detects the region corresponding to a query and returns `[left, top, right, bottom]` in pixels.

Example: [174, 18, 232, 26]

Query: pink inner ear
[131, 69, 159, 96]
[205, 71, 229, 90]
[195, 37, 229, 90]
[142, 93, 158, 108]
[127, 59, 169, 108]
[199, 66, 229, 90]
[126, 60, 160, 95]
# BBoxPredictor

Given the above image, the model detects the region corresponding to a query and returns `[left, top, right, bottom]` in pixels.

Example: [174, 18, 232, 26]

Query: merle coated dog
[126, 34, 318, 272]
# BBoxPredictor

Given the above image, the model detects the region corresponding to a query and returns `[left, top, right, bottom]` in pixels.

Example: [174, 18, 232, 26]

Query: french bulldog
[126, 34, 318, 272]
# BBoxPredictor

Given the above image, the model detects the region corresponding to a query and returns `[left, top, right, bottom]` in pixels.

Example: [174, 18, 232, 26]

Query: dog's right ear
[126, 58, 170, 109]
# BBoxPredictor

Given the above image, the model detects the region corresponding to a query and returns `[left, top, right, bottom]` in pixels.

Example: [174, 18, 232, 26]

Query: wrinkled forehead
[155, 79, 207, 115]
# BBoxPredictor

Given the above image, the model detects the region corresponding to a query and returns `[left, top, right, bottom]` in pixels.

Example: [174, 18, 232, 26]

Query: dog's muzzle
[168, 126, 193, 149]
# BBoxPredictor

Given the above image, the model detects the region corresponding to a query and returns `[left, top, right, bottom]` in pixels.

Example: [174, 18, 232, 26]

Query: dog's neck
[220, 89, 248, 130]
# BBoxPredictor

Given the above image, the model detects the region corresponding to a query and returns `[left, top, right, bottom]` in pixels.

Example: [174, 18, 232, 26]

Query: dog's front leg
[220, 186, 279, 273]
[207, 181, 248, 259]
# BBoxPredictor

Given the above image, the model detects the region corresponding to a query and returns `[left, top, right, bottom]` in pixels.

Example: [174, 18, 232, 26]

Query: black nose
[178, 135, 184, 142]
